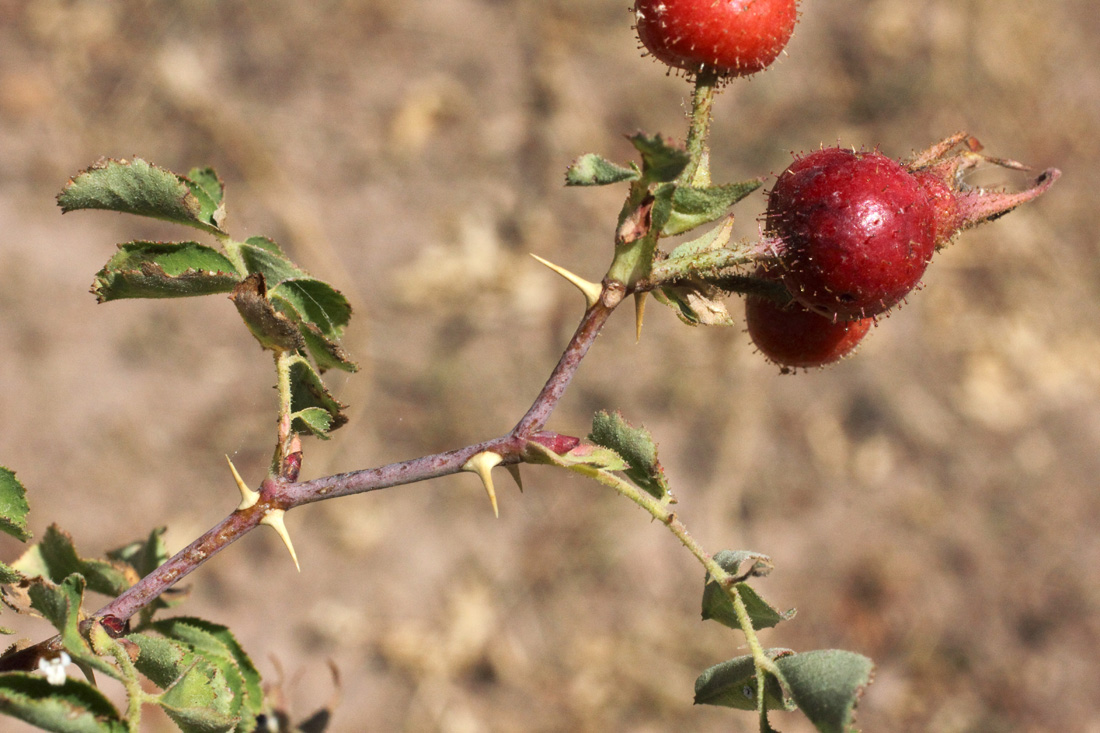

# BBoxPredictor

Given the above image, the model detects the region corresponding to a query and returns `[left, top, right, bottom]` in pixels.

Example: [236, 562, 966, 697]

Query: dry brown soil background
[1, 1, 1098, 731]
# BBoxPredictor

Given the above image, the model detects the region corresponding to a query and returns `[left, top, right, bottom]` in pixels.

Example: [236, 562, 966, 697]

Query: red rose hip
[746, 293, 872, 370]
[634, 0, 800, 77]
[766, 148, 937, 320]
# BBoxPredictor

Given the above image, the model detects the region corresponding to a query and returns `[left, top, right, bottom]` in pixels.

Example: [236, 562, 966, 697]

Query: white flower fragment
[38, 651, 72, 686]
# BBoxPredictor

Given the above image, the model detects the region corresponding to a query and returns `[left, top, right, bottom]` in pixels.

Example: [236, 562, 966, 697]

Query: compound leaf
[775, 650, 874, 733]
[0, 467, 31, 542]
[58, 158, 225, 234]
[238, 237, 308, 287]
[92, 241, 241, 302]
[288, 357, 347, 436]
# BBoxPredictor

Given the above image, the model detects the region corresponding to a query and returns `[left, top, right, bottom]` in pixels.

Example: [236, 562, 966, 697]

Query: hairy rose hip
[745, 292, 873, 370]
[766, 148, 937, 321]
[634, 0, 799, 78]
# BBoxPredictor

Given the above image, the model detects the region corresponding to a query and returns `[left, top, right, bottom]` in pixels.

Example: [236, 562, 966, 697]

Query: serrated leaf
[299, 322, 359, 374]
[269, 279, 352, 337]
[0, 468, 31, 542]
[238, 238, 308, 287]
[629, 133, 690, 183]
[27, 574, 84, 639]
[524, 440, 629, 472]
[186, 167, 225, 208]
[667, 215, 736, 261]
[290, 407, 334, 439]
[288, 357, 348, 435]
[701, 582, 794, 633]
[0, 560, 22, 585]
[157, 658, 240, 733]
[58, 158, 225, 234]
[662, 180, 762, 236]
[655, 281, 734, 326]
[92, 241, 241, 302]
[776, 650, 874, 733]
[588, 411, 671, 499]
[693, 649, 794, 711]
[564, 153, 640, 186]
[150, 617, 262, 718]
[0, 674, 126, 733]
[13, 526, 137, 597]
[231, 273, 306, 354]
[709, 550, 775, 582]
[128, 633, 196, 689]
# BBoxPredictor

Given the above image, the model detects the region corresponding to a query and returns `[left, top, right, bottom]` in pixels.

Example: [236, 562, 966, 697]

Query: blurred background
[1, 0, 1097, 730]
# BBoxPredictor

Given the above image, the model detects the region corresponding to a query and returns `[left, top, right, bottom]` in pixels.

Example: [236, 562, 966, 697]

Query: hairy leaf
[231, 273, 306, 354]
[14, 526, 136, 597]
[288, 357, 348, 435]
[92, 241, 241, 302]
[0, 674, 125, 733]
[662, 180, 762, 236]
[524, 440, 629, 472]
[654, 281, 734, 326]
[238, 237, 308, 286]
[693, 649, 794, 711]
[269, 279, 351, 337]
[299, 322, 359, 374]
[775, 650, 874, 733]
[0, 468, 31, 542]
[588, 411, 671, 499]
[667, 215, 736, 261]
[701, 581, 794, 633]
[58, 158, 225, 234]
[564, 153, 640, 186]
[149, 617, 263, 719]
[629, 133, 690, 183]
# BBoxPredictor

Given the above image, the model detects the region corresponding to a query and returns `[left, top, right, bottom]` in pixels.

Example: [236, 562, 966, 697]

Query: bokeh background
[1, 1, 1097, 730]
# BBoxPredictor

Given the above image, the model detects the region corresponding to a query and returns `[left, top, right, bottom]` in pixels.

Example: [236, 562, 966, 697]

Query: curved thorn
[228, 456, 260, 511]
[462, 451, 504, 518]
[505, 464, 524, 493]
[633, 291, 648, 343]
[529, 253, 602, 309]
[261, 509, 300, 572]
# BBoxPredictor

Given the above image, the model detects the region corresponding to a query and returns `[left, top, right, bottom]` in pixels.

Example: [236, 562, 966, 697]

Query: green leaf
[149, 617, 263, 719]
[58, 158, 226, 234]
[27, 574, 84, 639]
[299, 322, 359, 374]
[13, 525, 137, 597]
[288, 356, 348, 435]
[775, 650, 874, 733]
[92, 241, 241, 302]
[707, 549, 775, 583]
[269, 279, 351, 336]
[107, 527, 169, 580]
[662, 180, 762, 236]
[667, 215, 736, 261]
[186, 167, 225, 208]
[290, 407, 333, 439]
[564, 153, 640, 186]
[130, 631, 241, 732]
[629, 133, 690, 183]
[693, 649, 794, 711]
[231, 273, 306, 354]
[238, 237, 308, 287]
[0, 560, 22, 585]
[157, 658, 240, 733]
[588, 411, 671, 499]
[0, 674, 126, 733]
[523, 440, 629, 472]
[0, 467, 31, 542]
[702, 582, 794, 633]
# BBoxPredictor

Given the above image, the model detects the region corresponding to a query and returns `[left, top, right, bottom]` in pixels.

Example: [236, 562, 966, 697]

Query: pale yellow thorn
[462, 451, 504, 518]
[228, 456, 260, 511]
[633, 291, 648, 343]
[529, 253, 602, 309]
[505, 464, 524, 493]
[261, 509, 300, 572]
